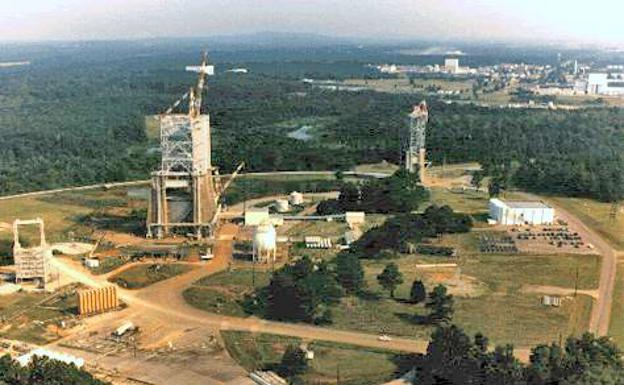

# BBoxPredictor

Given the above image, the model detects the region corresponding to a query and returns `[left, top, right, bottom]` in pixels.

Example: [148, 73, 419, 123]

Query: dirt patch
[426, 272, 487, 298]
[52, 242, 94, 255]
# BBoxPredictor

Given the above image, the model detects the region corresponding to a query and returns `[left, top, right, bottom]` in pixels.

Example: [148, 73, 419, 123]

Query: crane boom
[189, 51, 213, 118]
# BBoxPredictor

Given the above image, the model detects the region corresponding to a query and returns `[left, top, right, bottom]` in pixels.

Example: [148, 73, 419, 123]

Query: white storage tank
[289, 191, 304, 205]
[253, 223, 277, 263]
[275, 199, 290, 213]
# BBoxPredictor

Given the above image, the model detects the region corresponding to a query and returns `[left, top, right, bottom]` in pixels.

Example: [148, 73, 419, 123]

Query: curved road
[0, 171, 386, 202]
[9, 170, 615, 361]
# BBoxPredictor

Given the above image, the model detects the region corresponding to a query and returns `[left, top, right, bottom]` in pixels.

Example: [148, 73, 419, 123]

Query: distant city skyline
[1, 0, 623, 46]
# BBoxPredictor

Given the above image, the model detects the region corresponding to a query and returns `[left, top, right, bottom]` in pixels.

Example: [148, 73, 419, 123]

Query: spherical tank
[253, 223, 277, 259]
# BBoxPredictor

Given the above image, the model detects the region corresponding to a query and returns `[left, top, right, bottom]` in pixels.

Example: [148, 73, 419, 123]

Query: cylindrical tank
[275, 199, 290, 213]
[289, 191, 304, 205]
[253, 223, 277, 262]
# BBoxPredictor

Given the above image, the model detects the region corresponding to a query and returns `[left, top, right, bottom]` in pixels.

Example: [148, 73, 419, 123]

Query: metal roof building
[489, 198, 554, 225]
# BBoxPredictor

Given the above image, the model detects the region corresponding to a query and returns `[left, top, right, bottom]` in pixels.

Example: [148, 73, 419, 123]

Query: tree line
[0, 355, 106, 385]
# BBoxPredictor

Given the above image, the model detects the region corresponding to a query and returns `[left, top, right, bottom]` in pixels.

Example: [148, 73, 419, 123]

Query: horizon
[2, 0, 624, 47]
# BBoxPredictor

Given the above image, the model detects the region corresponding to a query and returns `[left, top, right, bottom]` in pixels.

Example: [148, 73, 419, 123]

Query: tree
[409, 280, 426, 304]
[488, 178, 502, 198]
[262, 257, 343, 324]
[0, 354, 106, 385]
[470, 170, 485, 190]
[377, 263, 403, 298]
[425, 284, 454, 324]
[336, 252, 365, 294]
[278, 345, 308, 378]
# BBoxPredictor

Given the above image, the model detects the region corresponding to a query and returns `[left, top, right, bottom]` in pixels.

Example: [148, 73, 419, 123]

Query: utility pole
[252, 258, 256, 288]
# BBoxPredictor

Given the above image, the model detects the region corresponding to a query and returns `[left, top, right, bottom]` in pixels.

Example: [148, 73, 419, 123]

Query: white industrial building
[587, 73, 624, 95]
[444, 58, 460, 74]
[245, 207, 270, 226]
[488, 199, 554, 225]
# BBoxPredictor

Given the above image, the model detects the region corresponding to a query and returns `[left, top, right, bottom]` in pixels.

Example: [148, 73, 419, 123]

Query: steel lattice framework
[403, 101, 429, 174]
[147, 53, 217, 239]
[159, 115, 211, 174]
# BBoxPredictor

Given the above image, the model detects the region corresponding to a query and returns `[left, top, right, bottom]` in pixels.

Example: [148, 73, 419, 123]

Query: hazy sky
[1, 0, 623, 44]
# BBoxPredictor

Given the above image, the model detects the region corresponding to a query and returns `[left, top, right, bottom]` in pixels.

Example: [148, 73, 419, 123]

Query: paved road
[0, 171, 386, 202]
[520, 193, 619, 336]
[25, 171, 618, 364]
[51, 254, 431, 355]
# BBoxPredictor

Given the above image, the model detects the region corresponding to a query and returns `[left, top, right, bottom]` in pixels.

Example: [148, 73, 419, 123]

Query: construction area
[0, 53, 618, 385]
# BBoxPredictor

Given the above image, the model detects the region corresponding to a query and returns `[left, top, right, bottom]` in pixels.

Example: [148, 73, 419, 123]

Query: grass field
[345, 77, 473, 95]
[221, 331, 403, 385]
[346, 251, 598, 346]
[427, 188, 489, 215]
[0, 285, 79, 344]
[608, 264, 624, 347]
[109, 263, 193, 289]
[183, 269, 271, 316]
[285, 221, 349, 239]
[90, 256, 127, 275]
[224, 174, 342, 206]
[0, 187, 147, 262]
[549, 197, 624, 250]
[185, 250, 598, 347]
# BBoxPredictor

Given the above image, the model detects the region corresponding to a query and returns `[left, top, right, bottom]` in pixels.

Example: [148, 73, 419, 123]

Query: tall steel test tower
[147, 53, 218, 239]
[403, 101, 429, 177]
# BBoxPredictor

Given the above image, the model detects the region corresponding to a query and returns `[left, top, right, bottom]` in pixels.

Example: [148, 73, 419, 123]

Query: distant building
[587, 73, 624, 95]
[444, 58, 460, 74]
[227, 68, 249, 74]
[488, 198, 554, 225]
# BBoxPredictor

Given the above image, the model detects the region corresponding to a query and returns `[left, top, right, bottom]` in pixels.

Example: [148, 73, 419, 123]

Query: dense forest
[1, 41, 623, 201]
[0, 355, 106, 385]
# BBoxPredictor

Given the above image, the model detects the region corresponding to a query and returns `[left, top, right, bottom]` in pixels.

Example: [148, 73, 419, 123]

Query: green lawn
[108, 263, 193, 289]
[221, 331, 403, 385]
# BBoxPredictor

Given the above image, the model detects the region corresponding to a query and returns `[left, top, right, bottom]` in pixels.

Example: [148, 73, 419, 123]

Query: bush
[416, 245, 455, 257]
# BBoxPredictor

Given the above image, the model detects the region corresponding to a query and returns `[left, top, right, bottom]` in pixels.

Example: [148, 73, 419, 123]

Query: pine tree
[336, 252, 365, 294]
[377, 263, 403, 298]
[425, 284, 454, 324]
[409, 280, 426, 304]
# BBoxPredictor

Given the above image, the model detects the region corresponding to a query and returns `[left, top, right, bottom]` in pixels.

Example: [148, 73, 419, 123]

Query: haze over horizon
[1, 0, 623, 46]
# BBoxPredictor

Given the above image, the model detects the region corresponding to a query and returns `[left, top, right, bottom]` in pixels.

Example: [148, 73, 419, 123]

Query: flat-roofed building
[488, 198, 554, 225]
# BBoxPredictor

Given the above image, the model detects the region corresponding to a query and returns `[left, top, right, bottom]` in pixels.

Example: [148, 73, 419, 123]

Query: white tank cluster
[275, 199, 290, 213]
[289, 191, 304, 205]
[252, 223, 277, 263]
